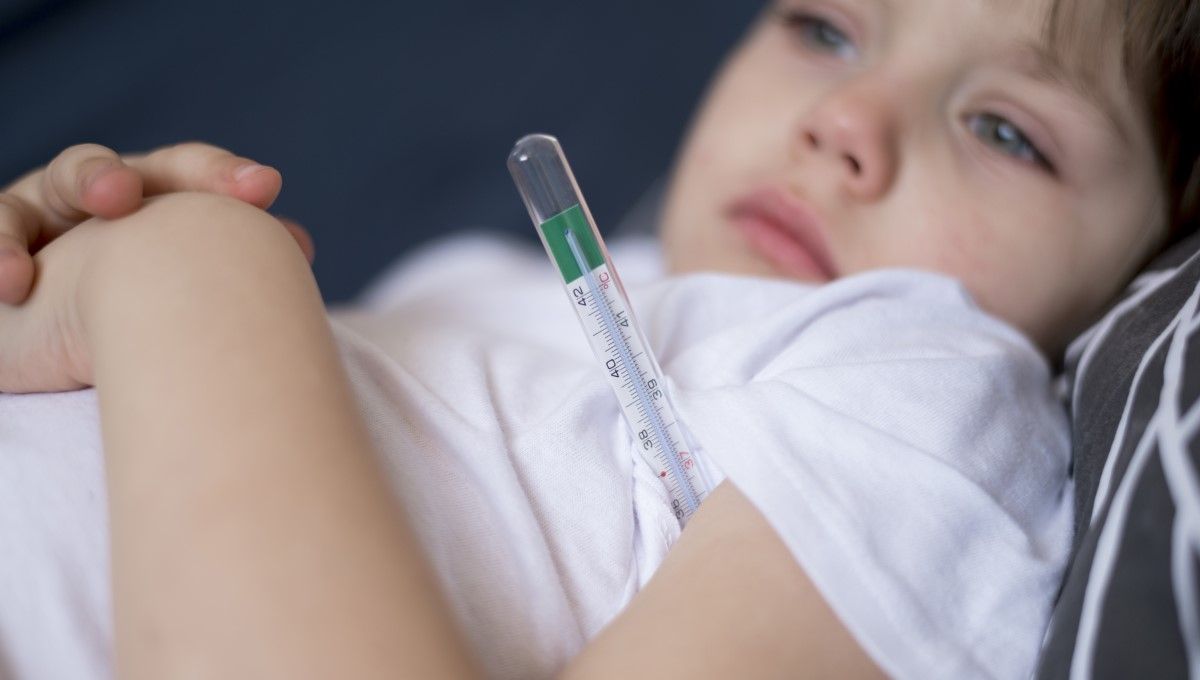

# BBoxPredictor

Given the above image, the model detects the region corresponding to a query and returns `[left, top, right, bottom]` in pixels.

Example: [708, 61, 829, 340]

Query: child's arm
[68, 192, 480, 678]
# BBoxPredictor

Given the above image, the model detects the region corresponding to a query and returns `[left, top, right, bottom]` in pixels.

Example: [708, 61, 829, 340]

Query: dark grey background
[0, 0, 760, 301]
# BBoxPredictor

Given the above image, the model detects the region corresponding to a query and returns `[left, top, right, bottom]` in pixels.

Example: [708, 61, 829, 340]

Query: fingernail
[81, 160, 118, 192]
[233, 163, 268, 182]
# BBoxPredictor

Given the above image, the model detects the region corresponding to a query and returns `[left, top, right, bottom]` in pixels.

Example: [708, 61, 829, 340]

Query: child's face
[660, 0, 1164, 354]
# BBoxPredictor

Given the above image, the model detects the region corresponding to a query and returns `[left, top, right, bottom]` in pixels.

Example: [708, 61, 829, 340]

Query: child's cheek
[914, 199, 996, 284]
[690, 146, 722, 174]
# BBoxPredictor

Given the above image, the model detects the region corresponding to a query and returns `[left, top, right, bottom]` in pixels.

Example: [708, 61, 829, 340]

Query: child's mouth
[727, 188, 837, 282]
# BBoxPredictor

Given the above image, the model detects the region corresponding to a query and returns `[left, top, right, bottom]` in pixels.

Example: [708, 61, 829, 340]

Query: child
[0, 0, 1195, 678]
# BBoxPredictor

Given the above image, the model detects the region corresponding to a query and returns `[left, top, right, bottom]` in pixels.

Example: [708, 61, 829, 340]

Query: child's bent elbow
[106, 191, 304, 270]
[83, 191, 318, 310]
[135, 191, 296, 253]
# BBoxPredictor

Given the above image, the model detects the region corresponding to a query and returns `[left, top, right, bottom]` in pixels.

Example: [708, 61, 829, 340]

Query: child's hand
[0, 191, 310, 394]
[0, 143, 315, 305]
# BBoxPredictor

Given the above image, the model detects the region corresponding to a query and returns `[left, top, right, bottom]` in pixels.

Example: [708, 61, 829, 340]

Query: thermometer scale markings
[563, 223, 700, 517]
[508, 134, 711, 526]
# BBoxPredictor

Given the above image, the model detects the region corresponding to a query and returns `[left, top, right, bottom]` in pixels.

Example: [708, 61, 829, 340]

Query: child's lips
[726, 188, 837, 282]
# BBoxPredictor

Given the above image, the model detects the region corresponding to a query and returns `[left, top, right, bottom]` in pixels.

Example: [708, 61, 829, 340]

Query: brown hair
[1131, 1, 1200, 246]
[1051, 0, 1200, 247]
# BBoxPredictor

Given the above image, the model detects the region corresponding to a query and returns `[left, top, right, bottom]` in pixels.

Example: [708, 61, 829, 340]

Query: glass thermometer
[508, 133, 713, 527]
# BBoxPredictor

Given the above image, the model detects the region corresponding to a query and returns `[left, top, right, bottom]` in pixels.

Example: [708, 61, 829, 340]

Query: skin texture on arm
[77, 192, 481, 679]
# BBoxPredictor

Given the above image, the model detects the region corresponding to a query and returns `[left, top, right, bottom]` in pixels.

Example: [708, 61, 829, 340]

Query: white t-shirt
[0, 234, 1071, 679]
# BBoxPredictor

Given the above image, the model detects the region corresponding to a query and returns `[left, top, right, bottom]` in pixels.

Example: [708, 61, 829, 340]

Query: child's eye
[966, 112, 1055, 173]
[777, 9, 857, 59]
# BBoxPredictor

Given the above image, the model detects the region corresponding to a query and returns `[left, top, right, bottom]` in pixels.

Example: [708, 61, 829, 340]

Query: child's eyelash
[966, 112, 1056, 175]
[775, 8, 856, 58]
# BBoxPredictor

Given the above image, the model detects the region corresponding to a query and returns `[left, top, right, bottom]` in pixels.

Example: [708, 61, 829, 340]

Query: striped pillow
[1035, 232, 1200, 678]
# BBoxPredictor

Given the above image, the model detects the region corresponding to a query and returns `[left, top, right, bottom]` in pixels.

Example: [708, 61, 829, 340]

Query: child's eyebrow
[1007, 40, 1131, 145]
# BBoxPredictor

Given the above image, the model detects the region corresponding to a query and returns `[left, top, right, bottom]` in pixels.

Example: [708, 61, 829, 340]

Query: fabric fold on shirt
[650, 270, 1073, 680]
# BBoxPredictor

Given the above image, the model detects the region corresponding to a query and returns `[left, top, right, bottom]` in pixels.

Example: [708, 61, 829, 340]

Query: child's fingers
[125, 142, 283, 210]
[6, 144, 143, 240]
[0, 194, 39, 304]
[0, 243, 34, 305]
[0, 142, 286, 305]
[0, 192, 36, 250]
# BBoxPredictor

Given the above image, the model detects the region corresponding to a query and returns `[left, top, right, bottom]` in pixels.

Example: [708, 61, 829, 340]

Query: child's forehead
[973, 0, 1141, 164]
[1037, 0, 1127, 76]
[1022, 0, 1136, 129]
[998, 31, 1133, 143]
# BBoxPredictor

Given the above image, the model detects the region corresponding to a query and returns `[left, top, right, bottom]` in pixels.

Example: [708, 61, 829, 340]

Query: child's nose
[795, 84, 898, 202]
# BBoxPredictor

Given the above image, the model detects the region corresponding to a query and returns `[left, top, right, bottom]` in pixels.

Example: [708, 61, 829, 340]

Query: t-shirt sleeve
[664, 270, 1072, 680]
